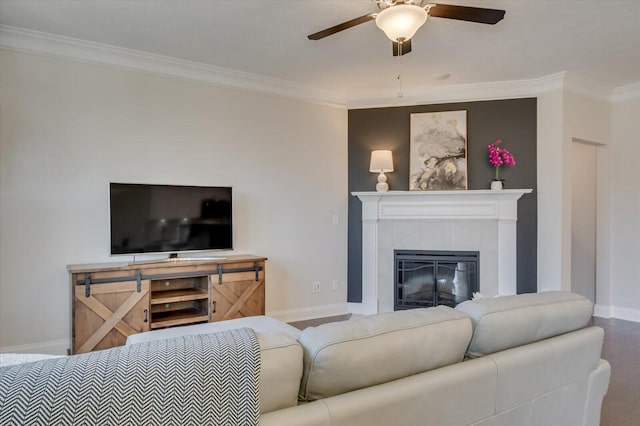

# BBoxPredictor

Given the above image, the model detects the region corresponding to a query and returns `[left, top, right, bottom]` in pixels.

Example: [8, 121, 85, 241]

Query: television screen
[110, 183, 233, 255]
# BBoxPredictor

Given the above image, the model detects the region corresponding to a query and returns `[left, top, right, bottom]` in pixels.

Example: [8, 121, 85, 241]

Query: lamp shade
[375, 4, 428, 42]
[370, 150, 394, 173]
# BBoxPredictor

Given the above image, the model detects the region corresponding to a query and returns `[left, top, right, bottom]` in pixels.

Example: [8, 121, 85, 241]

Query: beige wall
[610, 96, 640, 319]
[564, 92, 612, 313]
[537, 90, 565, 292]
[537, 90, 613, 305]
[2, 47, 639, 355]
[537, 87, 640, 322]
[0, 49, 348, 353]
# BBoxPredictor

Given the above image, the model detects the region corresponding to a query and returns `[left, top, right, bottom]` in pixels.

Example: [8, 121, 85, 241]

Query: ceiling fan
[308, 0, 505, 56]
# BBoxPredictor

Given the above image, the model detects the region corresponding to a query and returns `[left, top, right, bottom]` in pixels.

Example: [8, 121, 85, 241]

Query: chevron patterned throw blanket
[0, 328, 261, 426]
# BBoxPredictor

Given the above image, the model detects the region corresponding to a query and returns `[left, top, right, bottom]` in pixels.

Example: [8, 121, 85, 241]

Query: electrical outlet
[332, 280, 339, 291]
[312, 281, 321, 293]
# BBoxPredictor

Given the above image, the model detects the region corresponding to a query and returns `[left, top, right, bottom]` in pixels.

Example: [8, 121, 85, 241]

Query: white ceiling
[1, 0, 639, 104]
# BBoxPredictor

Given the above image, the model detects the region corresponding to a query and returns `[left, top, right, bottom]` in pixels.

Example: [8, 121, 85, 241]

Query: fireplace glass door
[395, 250, 478, 310]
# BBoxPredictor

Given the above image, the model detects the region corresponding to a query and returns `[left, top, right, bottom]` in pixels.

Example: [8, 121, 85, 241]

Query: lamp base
[376, 182, 389, 192]
[376, 172, 389, 192]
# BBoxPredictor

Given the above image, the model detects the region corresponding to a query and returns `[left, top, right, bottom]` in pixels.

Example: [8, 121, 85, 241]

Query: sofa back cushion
[126, 316, 302, 413]
[455, 291, 593, 357]
[297, 306, 472, 401]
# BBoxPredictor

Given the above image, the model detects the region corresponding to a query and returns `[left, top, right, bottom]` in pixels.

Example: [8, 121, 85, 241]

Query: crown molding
[347, 72, 619, 109]
[2, 25, 635, 108]
[562, 74, 614, 102]
[612, 82, 640, 102]
[346, 73, 567, 109]
[0, 25, 347, 108]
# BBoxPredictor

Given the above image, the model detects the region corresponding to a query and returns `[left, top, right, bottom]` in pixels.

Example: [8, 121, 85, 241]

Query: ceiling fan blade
[308, 13, 377, 40]
[429, 4, 505, 25]
[392, 39, 412, 57]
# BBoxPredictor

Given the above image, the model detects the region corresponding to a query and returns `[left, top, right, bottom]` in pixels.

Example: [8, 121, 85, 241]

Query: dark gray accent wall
[348, 98, 537, 302]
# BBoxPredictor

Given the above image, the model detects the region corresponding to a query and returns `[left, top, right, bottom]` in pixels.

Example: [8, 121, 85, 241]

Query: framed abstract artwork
[409, 110, 468, 190]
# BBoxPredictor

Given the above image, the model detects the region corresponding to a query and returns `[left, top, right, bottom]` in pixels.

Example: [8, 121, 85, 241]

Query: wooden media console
[68, 255, 266, 354]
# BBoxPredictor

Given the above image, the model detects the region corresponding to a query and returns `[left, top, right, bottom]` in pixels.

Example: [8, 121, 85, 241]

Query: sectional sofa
[0, 291, 610, 425]
[131, 291, 611, 426]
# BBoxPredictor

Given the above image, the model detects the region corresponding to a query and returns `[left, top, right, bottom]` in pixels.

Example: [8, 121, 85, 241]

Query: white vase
[491, 180, 503, 190]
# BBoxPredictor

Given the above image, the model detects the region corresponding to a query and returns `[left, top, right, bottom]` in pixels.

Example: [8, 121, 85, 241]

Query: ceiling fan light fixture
[375, 4, 428, 42]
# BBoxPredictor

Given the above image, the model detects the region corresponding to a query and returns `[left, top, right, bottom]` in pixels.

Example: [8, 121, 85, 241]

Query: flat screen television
[109, 183, 233, 256]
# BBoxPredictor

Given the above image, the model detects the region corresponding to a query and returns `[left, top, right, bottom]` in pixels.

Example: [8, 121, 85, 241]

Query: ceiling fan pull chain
[396, 44, 405, 98]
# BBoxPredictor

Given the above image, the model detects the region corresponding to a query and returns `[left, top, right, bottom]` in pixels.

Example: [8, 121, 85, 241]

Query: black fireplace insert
[394, 250, 479, 310]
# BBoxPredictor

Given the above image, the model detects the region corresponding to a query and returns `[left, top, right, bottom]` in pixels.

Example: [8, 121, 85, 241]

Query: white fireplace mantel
[350, 189, 532, 315]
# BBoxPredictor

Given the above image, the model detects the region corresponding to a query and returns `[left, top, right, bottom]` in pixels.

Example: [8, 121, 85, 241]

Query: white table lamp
[369, 150, 394, 192]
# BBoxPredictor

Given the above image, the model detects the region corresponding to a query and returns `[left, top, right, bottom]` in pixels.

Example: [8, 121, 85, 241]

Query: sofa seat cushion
[455, 291, 593, 357]
[298, 306, 472, 401]
[126, 316, 303, 414]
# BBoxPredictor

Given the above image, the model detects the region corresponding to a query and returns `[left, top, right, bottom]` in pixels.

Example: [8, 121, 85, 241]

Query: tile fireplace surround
[351, 189, 532, 314]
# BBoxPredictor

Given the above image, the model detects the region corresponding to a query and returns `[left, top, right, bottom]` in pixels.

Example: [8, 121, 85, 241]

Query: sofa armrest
[583, 359, 611, 426]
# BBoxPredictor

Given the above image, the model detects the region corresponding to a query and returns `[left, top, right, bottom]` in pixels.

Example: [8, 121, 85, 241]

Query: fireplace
[395, 250, 479, 310]
[351, 189, 531, 314]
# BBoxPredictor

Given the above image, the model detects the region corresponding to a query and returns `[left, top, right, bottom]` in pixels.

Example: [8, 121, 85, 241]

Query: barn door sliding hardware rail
[76, 263, 263, 297]
[218, 262, 261, 284]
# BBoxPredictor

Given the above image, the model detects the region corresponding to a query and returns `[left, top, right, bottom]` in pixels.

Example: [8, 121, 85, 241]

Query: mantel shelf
[352, 189, 532, 199]
[352, 189, 533, 223]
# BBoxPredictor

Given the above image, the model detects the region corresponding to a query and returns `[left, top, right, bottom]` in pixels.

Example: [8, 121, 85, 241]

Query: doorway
[571, 140, 597, 302]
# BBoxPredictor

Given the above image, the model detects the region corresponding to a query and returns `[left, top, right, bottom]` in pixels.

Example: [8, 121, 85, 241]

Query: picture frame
[409, 110, 468, 191]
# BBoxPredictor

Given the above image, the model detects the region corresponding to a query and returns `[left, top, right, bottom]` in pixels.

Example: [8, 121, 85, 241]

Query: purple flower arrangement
[488, 140, 516, 182]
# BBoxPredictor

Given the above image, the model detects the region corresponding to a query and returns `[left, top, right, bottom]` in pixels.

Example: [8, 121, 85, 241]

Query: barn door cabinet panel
[69, 255, 266, 354]
[71, 278, 150, 354]
[210, 261, 266, 321]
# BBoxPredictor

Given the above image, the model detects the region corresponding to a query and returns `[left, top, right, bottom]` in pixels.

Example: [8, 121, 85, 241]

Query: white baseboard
[0, 339, 70, 356]
[347, 302, 373, 315]
[267, 303, 348, 323]
[593, 304, 640, 323]
[593, 304, 612, 318]
[346, 302, 363, 315]
[347, 302, 383, 315]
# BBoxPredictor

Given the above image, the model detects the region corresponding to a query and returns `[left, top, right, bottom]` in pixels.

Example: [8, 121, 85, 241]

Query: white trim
[347, 72, 615, 109]
[612, 82, 640, 102]
[593, 305, 640, 323]
[347, 302, 367, 315]
[267, 303, 348, 323]
[593, 304, 612, 319]
[0, 339, 70, 356]
[0, 25, 346, 108]
[611, 306, 640, 323]
[2, 25, 635, 108]
[563, 74, 613, 102]
[347, 74, 564, 109]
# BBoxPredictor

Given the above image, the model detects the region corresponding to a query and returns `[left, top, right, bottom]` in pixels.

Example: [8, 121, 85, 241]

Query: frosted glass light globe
[375, 4, 428, 42]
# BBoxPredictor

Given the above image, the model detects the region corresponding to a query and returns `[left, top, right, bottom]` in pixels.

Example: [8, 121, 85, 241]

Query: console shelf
[69, 255, 266, 354]
[150, 309, 209, 329]
[150, 289, 209, 304]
